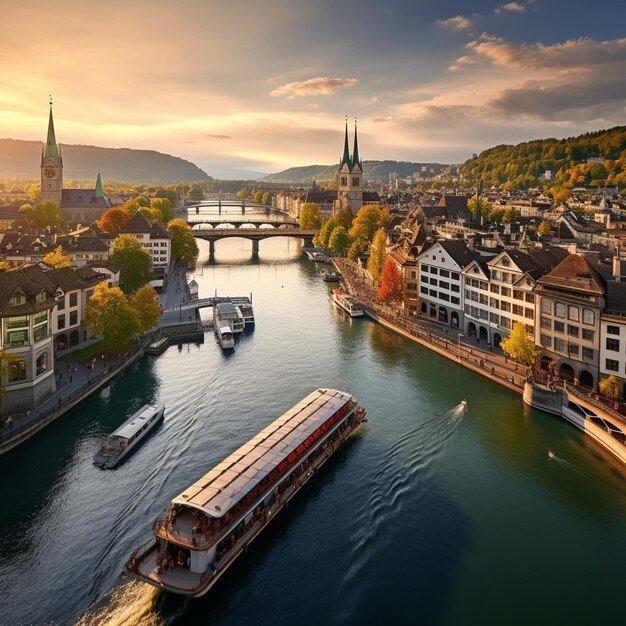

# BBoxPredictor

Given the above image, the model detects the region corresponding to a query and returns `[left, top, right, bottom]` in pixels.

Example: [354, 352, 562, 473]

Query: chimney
[613, 256, 626, 282]
[568, 243, 577, 255]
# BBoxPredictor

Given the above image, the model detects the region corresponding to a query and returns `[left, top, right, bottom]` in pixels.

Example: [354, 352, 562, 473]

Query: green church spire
[95, 171, 103, 197]
[43, 99, 61, 166]
[341, 117, 351, 168]
[352, 119, 360, 169]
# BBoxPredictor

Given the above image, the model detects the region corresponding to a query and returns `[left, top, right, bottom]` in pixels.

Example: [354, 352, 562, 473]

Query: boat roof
[172, 389, 353, 518]
[219, 325, 233, 334]
[111, 404, 162, 440]
[216, 302, 237, 315]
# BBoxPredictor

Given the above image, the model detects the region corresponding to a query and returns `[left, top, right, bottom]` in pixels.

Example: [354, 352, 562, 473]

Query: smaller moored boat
[322, 271, 340, 282]
[312, 252, 331, 263]
[215, 324, 235, 350]
[236, 301, 255, 326]
[145, 336, 170, 356]
[93, 403, 165, 469]
[332, 289, 364, 317]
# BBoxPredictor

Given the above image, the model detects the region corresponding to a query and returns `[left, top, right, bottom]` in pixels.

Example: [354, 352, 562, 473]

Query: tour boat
[214, 302, 245, 334]
[93, 403, 165, 469]
[124, 388, 368, 597]
[215, 324, 235, 350]
[332, 289, 364, 317]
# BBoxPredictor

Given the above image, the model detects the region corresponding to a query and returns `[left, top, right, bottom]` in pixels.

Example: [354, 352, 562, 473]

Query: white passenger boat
[311, 252, 331, 263]
[125, 388, 368, 597]
[214, 302, 245, 334]
[93, 403, 165, 469]
[332, 289, 364, 317]
[215, 324, 235, 350]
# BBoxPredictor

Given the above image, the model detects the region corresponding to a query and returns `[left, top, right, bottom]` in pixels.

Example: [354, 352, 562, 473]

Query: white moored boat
[93, 403, 165, 469]
[215, 324, 235, 350]
[125, 388, 368, 597]
[332, 289, 364, 317]
[236, 301, 255, 327]
[214, 302, 245, 334]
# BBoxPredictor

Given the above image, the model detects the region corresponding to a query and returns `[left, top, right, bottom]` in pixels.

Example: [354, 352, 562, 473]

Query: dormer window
[10, 293, 26, 307]
[502, 257, 510, 267]
[35, 290, 47, 303]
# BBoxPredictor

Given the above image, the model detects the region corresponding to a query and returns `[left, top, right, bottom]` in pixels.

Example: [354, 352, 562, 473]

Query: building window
[33, 312, 48, 342]
[554, 338, 565, 352]
[525, 308, 534, 319]
[606, 359, 619, 372]
[429, 289, 437, 297]
[479, 281, 488, 291]
[451, 272, 460, 281]
[513, 290, 524, 300]
[410, 271, 416, 279]
[451, 296, 460, 305]
[501, 287, 511, 298]
[9, 293, 26, 307]
[525, 293, 535, 303]
[440, 293, 450, 302]
[512, 304, 524, 316]
[500, 301, 511, 312]
[8, 358, 26, 382]
[541, 334, 552, 348]
[606, 325, 620, 336]
[68, 292, 78, 307]
[421, 275, 428, 284]
[69, 311, 78, 326]
[420, 286, 428, 295]
[583, 309, 594, 325]
[582, 329, 594, 342]
[490, 284, 500, 294]
[451, 284, 460, 293]
[569, 343, 579, 356]
[555, 303, 565, 318]
[567, 325, 579, 337]
[606, 338, 620, 352]
[541, 317, 551, 330]
[439, 281, 450, 290]
[541, 299, 551, 313]
[568, 306, 579, 321]
[431, 267, 438, 275]
[340, 176, 347, 186]
[439, 269, 449, 278]
[57, 296, 65, 310]
[58, 314, 66, 330]
[36, 352, 48, 376]
[429, 278, 437, 286]
[421, 264, 429, 274]
[554, 321, 565, 333]
[582, 347, 594, 360]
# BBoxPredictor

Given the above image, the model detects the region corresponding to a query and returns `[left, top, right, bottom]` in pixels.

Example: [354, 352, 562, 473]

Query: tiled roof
[438, 239, 478, 268]
[46, 266, 106, 292]
[149, 222, 171, 240]
[120, 211, 152, 234]
[0, 264, 57, 316]
[60, 189, 110, 209]
[537, 253, 606, 295]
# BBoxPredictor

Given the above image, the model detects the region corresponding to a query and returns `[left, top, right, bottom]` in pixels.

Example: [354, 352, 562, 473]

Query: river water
[0, 237, 625, 626]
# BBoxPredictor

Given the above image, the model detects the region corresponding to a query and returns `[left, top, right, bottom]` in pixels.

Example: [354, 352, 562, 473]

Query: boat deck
[136, 547, 202, 592]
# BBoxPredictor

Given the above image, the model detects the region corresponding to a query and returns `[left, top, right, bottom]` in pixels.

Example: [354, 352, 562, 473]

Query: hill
[0, 139, 211, 183]
[263, 160, 450, 184]
[462, 126, 626, 190]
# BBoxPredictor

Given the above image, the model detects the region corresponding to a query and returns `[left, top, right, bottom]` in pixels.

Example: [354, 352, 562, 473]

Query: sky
[1, 0, 625, 178]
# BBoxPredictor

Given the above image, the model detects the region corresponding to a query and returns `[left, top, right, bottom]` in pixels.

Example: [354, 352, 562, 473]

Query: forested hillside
[462, 126, 626, 190]
[0, 139, 210, 183]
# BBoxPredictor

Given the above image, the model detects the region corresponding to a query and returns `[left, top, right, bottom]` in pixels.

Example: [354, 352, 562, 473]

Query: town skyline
[2, 0, 625, 177]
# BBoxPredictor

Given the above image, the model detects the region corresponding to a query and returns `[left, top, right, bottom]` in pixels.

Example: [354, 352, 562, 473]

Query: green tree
[500, 322, 540, 366]
[130, 284, 161, 332]
[599, 375, 619, 400]
[377, 258, 404, 303]
[335, 206, 354, 231]
[32, 202, 62, 228]
[86, 282, 140, 353]
[139, 206, 162, 222]
[99, 207, 130, 234]
[467, 197, 495, 222]
[188, 184, 204, 200]
[165, 189, 179, 210]
[151, 198, 174, 223]
[537, 221, 552, 236]
[328, 225, 351, 255]
[367, 229, 387, 285]
[167, 219, 199, 267]
[299, 203, 322, 229]
[349, 205, 390, 248]
[43, 245, 72, 268]
[347, 240, 366, 261]
[111, 234, 152, 294]
[315, 218, 339, 249]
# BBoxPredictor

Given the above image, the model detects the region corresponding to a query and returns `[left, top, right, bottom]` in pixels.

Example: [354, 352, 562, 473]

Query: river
[0, 236, 625, 626]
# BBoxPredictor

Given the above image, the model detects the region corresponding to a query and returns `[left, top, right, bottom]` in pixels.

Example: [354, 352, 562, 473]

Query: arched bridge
[192, 228, 317, 255]
[188, 218, 299, 229]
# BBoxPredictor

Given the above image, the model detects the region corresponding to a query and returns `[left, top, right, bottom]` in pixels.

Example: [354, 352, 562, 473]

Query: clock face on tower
[43, 166, 56, 178]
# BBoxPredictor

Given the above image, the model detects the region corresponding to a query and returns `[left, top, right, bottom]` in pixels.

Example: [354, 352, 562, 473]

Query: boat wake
[547, 449, 584, 473]
[338, 401, 466, 613]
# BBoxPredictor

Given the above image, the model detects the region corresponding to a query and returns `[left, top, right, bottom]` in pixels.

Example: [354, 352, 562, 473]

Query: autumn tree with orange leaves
[377, 258, 404, 304]
[99, 208, 130, 234]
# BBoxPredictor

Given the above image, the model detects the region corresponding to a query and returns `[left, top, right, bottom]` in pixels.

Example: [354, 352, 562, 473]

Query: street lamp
[458, 333, 464, 361]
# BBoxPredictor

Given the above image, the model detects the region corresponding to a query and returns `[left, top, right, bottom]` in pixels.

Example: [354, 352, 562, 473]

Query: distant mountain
[462, 126, 626, 189]
[263, 160, 450, 184]
[0, 139, 211, 183]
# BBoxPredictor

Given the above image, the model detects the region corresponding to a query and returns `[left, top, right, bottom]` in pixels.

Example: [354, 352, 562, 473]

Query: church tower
[337, 119, 363, 214]
[40, 100, 63, 206]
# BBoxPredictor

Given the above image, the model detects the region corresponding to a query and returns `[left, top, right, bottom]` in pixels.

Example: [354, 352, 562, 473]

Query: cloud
[437, 15, 472, 31]
[495, 2, 525, 13]
[205, 134, 231, 140]
[270, 77, 359, 99]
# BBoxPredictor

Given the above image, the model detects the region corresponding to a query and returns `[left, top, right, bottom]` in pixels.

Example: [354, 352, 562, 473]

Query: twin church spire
[42, 99, 62, 167]
[340, 118, 361, 172]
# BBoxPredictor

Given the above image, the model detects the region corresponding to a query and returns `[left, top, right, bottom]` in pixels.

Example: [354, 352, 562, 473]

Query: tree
[299, 203, 321, 229]
[111, 234, 152, 294]
[378, 258, 404, 303]
[130, 284, 161, 332]
[537, 221, 552, 236]
[99, 207, 130, 234]
[349, 205, 390, 248]
[367, 229, 387, 285]
[151, 198, 174, 223]
[328, 225, 351, 255]
[347, 240, 366, 261]
[335, 206, 354, 231]
[599, 375, 619, 400]
[167, 219, 199, 267]
[28, 183, 41, 203]
[43, 245, 72, 268]
[139, 206, 162, 222]
[315, 218, 339, 249]
[500, 322, 540, 366]
[85, 282, 140, 353]
[32, 202, 62, 228]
